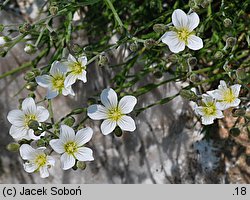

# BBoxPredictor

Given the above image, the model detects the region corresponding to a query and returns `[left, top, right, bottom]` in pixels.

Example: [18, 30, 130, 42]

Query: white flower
[195, 94, 224, 125]
[7, 97, 49, 140]
[49, 125, 94, 170]
[35, 61, 75, 99]
[20, 144, 55, 178]
[63, 54, 88, 87]
[207, 80, 241, 110]
[161, 9, 203, 53]
[87, 88, 137, 135]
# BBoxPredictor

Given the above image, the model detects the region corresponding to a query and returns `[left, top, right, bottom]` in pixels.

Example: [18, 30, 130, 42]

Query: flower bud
[229, 127, 241, 137]
[76, 161, 86, 170]
[28, 120, 40, 130]
[32, 68, 41, 76]
[153, 70, 163, 79]
[25, 82, 38, 91]
[19, 23, 32, 34]
[236, 68, 247, 81]
[24, 71, 36, 82]
[179, 89, 198, 101]
[49, 6, 58, 16]
[0, 24, 4, 32]
[129, 42, 138, 52]
[6, 142, 20, 152]
[232, 108, 246, 117]
[226, 37, 237, 48]
[187, 57, 197, 68]
[144, 39, 157, 49]
[37, 139, 46, 147]
[63, 116, 75, 127]
[223, 18, 232, 28]
[214, 51, 224, 59]
[34, 129, 44, 136]
[28, 93, 36, 99]
[153, 24, 166, 34]
[24, 44, 37, 54]
[98, 55, 109, 67]
[114, 127, 123, 137]
[189, 73, 200, 83]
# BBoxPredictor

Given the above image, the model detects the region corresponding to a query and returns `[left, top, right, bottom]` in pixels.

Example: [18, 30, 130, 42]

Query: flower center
[35, 154, 47, 167]
[177, 28, 190, 43]
[64, 141, 78, 155]
[222, 89, 236, 103]
[108, 107, 123, 121]
[70, 62, 85, 75]
[52, 75, 65, 91]
[202, 103, 217, 116]
[24, 114, 37, 128]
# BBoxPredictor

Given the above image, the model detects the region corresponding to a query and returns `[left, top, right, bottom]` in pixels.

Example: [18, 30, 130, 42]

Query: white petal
[117, 115, 136, 132]
[23, 163, 37, 173]
[201, 116, 214, 125]
[168, 41, 185, 53]
[87, 104, 108, 120]
[187, 12, 200, 31]
[172, 9, 188, 29]
[50, 61, 67, 76]
[47, 156, 55, 167]
[118, 96, 137, 114]
[161, 31, 179, 46]
[75, 127, 93, 146]
[75, 147, 94, 161]
[35, 75, 52, 88]
[62, 86, 75, 96]
[49, 139, 65, 154]
[219, 80, 227, 88]
[202, 94, 214, 105]
[100, 119, 116, 135]
[78, 70, 87, 83]
[231, 98, 241, 107]
[206, 90, 216, 99]
[68, 54, 77, 62]
[64, 73, 77, 87]
[231, 84, 241, 97]
[79, 56, 87, 66]
[36, 106, 49, 122]
[194, 107, 204, 116]
[187, 35, 203, 50]
[20, 144, 37, 160]
[7, 110, 25, 126]
[215, 110, 224, 119]
[28, 129, 45, 140]
[101, 88, 118, 109]
[216, 101, 229, 110]
[22, 97, 36, 115]
[60, 125, 75, 143]
[39, 166, 49, 178]
[46, 89, 58, 99]
[61, 153, 75, 170]
[10, 126, 28, 139]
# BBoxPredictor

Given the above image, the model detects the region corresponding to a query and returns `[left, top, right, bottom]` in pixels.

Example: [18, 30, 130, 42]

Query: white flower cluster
[7, 54, 137, 178]
[194, 80, 241, 125]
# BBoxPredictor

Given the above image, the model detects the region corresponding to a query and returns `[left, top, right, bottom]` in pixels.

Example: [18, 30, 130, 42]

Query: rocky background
[0, 0, 249, 184]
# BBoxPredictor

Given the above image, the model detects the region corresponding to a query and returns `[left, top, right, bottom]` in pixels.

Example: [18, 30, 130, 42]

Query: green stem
[104, 0, 124, 28]
[48, 100, 54, 124]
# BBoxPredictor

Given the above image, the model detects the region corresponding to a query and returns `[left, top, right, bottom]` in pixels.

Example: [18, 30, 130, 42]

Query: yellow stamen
[70, 62, 85, 75]
[52, 74, 65, 91]
[35, 154, 47, 167]
[64, 141, 78, 155]
[202, 103, 217, 116]
[222, 88, 236, 103]
[24, 114, 37, 128]
[108, 107, 123, 121]
[176, 28, 191, 44]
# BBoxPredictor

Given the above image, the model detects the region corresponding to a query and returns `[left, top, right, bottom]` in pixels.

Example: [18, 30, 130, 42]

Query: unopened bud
[24, 71, 36, 82]
[187, 57, 197, 68]
[129, 42, 138, 52]
[25, 82, 37, 91]
[229, 127, 241, 137]
[63, 116, 75, 127]
[179, 89, 198, 101]
[114, 126, 123, 137]
[144, 39, 157, 49]
[232, 108, 246, 117]
[168, 54, 178, 62]
[34, 129, 44, 136]
[214, 51, 224, 59]
[6, 142, 20, 152]
[37, 139, 46, 147]
[32, 68, 41, 76]
[24, 44, 37, 54]
[76, 161, 86, 170]
[28, 93, 36, 99]
[189, 73, 200, 83]
[98, 55, 109, 67]
[236, 68, 247, 81]
[223, 18, 232, 28]
[19, 23, 32, 34]
[153, 24, 166, 34]
[226, 37, 237, 48]
[49, 6, 58, 16]
[28, 120, 39, 130]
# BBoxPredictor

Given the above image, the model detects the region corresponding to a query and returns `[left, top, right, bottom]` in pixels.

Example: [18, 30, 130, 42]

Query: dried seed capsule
[223, 18, 232, 28]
